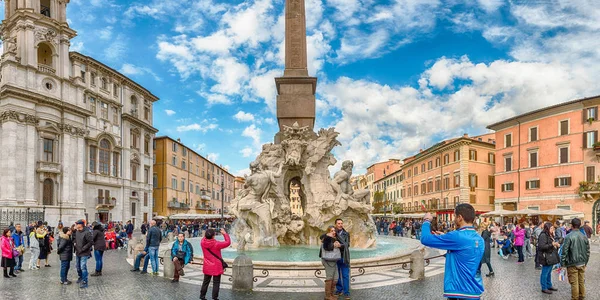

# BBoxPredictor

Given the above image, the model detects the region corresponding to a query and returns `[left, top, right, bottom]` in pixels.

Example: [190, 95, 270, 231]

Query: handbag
[321, 245, 341, 262]
[176, 250, 186, 262]
[12, 248, 20, 258]
[543, 248, 560, 266]
[206, 248, 228, 270]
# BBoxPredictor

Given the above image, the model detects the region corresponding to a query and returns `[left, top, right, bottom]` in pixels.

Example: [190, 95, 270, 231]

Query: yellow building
[290, 182, 304, 216]
[153, 136, 235, 217]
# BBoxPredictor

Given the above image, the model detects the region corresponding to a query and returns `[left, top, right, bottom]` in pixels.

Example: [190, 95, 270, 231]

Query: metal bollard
[232, 254, 254, 291]
[409, 249, 425, 280]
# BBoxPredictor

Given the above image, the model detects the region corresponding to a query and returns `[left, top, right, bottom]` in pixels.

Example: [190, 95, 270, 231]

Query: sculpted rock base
[230, 123, 376, 249]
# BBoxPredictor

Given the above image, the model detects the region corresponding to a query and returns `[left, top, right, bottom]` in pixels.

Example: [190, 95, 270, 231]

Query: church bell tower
[2, 0, 76, 79]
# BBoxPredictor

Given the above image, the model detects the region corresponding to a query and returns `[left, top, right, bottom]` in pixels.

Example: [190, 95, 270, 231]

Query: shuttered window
[559, 147, 569, 164]
[469, 174, 478, 188]
[469, 150, 477, 161]
[488, 153, 495, 164]
[530, 127, 538, 142]
[526, 180, 540, 190]
[505, 134, 512, 148]
[585, 107, 598, 121]
[554, 177, 572, 187]
[501, 183, 514, 192]
[529, 152, 538, 168]
[488, 175, 495, 189]
[505, 156, 512, 172]
[586, 166, 595, 183]
[584, 131, 598, 149]
[560, 120, 569, 136]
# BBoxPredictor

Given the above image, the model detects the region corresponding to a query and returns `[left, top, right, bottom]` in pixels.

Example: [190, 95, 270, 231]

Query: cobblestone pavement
[1, 244, 599, 300]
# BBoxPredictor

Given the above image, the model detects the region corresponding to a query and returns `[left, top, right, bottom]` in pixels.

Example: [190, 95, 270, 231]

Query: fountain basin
[163, 236, 424, 277]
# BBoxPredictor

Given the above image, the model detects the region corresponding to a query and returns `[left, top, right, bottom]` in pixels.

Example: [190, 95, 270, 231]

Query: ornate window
[42, 178, 53, 205]
[89, 97, 97, 114]
[90, 72, 97, 86]
[99, 139, 110, 175]
[89, 146, 97, 172]
[101, 78, 108, 90]
[43, 138, 54, 162]
[112, 152, 119, 177]
[112, 107, 119, 124]
[100, 102, 108, 119]
[131, 96, 138, 116]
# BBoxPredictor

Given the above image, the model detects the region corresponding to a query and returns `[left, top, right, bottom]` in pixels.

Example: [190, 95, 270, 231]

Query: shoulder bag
[207, 248, 228, 270]
[321, 245, 341, 262]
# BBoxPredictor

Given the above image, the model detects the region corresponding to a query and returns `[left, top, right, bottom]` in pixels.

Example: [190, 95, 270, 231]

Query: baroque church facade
[0, 0, 158, 227]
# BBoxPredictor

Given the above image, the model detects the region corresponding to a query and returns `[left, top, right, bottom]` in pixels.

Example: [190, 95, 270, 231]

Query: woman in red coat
[200, 228, 230, 300]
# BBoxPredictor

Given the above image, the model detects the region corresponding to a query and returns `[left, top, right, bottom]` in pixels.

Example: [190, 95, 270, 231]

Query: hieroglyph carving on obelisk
[284, 0, 308, 76]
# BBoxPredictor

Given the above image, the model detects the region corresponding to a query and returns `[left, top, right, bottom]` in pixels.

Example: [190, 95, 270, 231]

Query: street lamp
[220, 173, 225, 224]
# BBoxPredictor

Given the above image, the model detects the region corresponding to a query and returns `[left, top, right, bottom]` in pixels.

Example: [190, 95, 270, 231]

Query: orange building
[394, 134, 496, 221]
[488, 96, 600, 227]
[153, 136, 235, 217]
[366, 159, 402, 203]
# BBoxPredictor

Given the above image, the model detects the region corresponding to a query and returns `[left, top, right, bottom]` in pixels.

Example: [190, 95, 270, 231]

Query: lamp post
[220, 173, 225, 225]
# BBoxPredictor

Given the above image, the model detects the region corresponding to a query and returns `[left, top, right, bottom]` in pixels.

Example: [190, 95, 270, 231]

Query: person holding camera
[171, 233, 194, 283]
[200, 228, 230, 300]
[420, 204, 484, 300]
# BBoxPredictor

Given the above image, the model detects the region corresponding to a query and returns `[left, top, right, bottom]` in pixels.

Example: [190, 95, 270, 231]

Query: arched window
[99, 139, 111, 175]
[37, 43, 53, 67]
[40, 0, 51, 17]
[43, 178, 53, 205]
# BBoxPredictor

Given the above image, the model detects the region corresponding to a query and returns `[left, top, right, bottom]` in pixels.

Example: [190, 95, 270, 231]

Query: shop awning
[538, 209, 584, 218]
[480, 209, 519, 217]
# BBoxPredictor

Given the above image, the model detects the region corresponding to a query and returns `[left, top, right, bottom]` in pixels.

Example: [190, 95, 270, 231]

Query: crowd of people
[375, 217, 461, 238]
[0, 219, 143, 288]
[156, 219, 232, 239]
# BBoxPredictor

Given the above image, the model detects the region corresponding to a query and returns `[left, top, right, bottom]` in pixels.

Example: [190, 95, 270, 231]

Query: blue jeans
[60, 260, 71, 283]
[134, 252, 150, 270]
[147, 246, 159, 273]
[94, 250, 104, 272]
[540, 265, 553, 290]
[15, 255, 23, 270]
[336, 261, 350, 296]
[76, 255, 89, 283]
[416, 229, 422, 240]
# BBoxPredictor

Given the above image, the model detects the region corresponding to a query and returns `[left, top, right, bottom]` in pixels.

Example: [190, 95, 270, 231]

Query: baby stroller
[497, 238, 513, 259]
[117, 231, 128, 249]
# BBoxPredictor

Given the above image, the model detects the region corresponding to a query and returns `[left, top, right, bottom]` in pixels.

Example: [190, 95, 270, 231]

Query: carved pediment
[37, 123, 61, 135]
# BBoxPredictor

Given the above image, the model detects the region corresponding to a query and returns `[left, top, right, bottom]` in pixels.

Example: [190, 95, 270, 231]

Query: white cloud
[240, 147, 254, 157]
[119, 63, 162, 82]
[104, 34, 127, 61]
[233, 111, 255, 122]
[210, 57, 250, 95]
[234, 168, 251, 177]
[176, 123, 218, 132]
[242, 124, 262, 146]
[207, 152, 220, 162]
[98, 26, 113, 40]
[264, 118, 275, 125]
[192, 143, 206, 153]
[70, 41, 84, 52]
[164, 109, 176, 116]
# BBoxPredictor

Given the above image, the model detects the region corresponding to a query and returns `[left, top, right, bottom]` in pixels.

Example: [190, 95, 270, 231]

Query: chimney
[420, 149, 423, 153]
[463, 133, 469, 138]
[177, 138, 181, 143]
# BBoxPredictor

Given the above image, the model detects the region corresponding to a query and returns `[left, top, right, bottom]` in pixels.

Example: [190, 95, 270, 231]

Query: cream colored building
[290, 182, 303, 216]
[0, 1, 157, 227]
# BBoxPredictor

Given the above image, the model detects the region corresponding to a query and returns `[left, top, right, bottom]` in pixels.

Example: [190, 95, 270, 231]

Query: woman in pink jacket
[200, 228, 231, 300]
[1, 228, 17, 278]
[514, 223, 525, 263]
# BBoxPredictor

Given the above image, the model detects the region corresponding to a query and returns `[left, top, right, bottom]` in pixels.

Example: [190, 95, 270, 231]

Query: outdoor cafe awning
[480, 209, 519, 217]
[168, 213, 234, 220]
[538, 209, 584, 219]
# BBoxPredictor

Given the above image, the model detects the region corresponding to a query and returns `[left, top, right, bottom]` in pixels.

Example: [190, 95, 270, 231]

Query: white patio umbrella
[481, 209, 518, 217]
[512, 208, 541, 216]
[538, 209, 584, 218]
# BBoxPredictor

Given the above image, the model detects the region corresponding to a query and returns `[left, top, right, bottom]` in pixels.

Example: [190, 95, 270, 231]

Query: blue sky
[6, 0, 600, 176]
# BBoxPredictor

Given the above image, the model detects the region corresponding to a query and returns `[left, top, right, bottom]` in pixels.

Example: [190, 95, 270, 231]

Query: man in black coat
[74, 220, 93, 288]
[334, 218, 351, 299]
[91, 223, 107, 277]
[57, 227, 74, 284]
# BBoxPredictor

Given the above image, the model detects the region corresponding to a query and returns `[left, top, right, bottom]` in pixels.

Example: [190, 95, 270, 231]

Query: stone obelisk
[275, 0, 317, 142]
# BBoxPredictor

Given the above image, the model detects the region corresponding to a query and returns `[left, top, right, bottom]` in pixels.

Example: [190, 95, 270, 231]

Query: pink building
[391, 133, 496, 221]
[488, 96, 600, 228]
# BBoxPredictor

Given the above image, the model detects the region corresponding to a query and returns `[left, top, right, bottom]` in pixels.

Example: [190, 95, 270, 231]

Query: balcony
[38, 64, 56, 75]
[95, 197, 116, 210]
[37, 161, 61, 174]
[578, 181, 600, 200]
[168, 201, 190, 210]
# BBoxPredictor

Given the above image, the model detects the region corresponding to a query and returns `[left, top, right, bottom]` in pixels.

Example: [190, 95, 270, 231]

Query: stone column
[161, 246, 174, 278]
[232, 254, 254, 291]
[409, 249, 425, 280]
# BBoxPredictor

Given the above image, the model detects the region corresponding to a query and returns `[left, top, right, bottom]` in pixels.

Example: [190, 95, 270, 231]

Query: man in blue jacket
[12, 224, 25, 273]
[421, 203, 484, 299]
